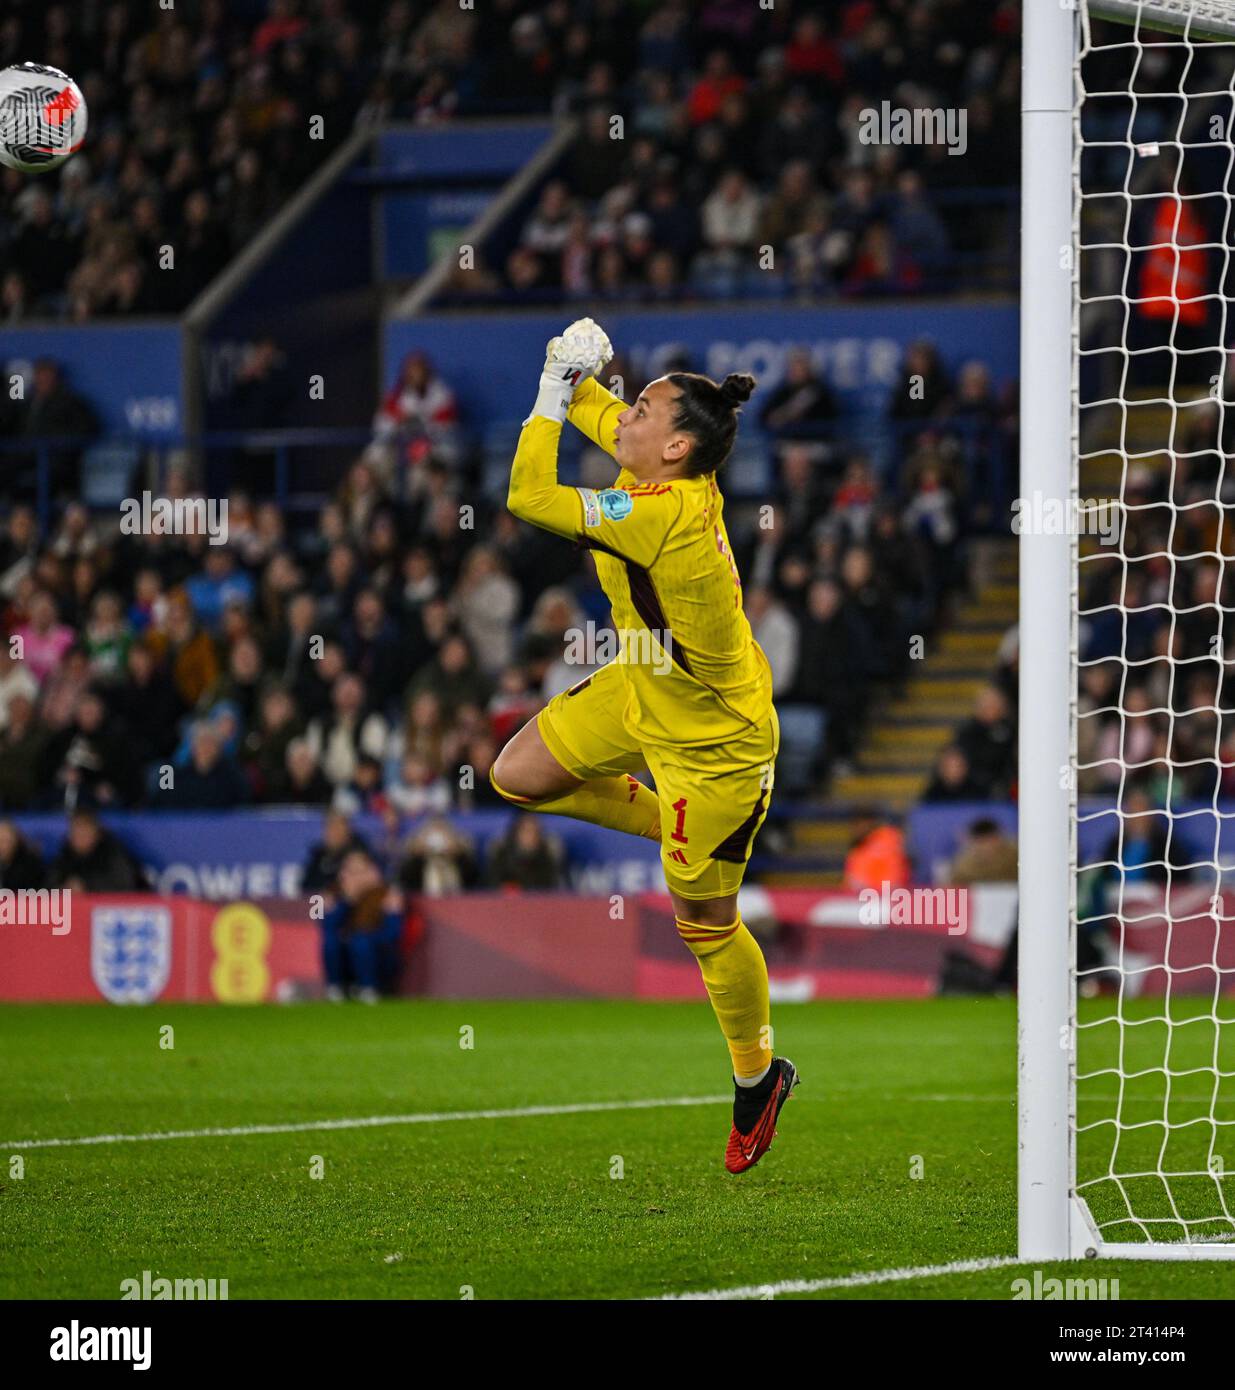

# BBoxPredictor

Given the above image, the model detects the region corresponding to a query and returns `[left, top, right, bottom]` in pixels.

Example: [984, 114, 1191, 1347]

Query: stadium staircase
[760, 537, 1018, 887]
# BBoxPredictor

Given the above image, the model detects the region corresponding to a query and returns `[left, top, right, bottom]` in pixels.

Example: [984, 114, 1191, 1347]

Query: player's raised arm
[506, 318, 614, 538]
[507, 321, 681, 566]
[566, 375, 625, 459]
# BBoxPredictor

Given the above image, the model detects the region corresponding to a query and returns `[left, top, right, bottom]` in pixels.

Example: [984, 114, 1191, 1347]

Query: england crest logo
[91, 906, 172, 1004]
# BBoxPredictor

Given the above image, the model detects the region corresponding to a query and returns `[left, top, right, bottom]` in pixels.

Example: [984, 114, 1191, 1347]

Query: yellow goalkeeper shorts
[536, 660, 779, 900]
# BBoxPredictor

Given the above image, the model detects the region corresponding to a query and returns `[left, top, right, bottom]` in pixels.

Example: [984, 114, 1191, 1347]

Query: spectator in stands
[297, 639, 348, 726]
[184, 548, 255, 632]
[843, 221, 923, 297]
[646, 170, 700, 266]
[305, 672, 388, 788]
[157, 722, 250, 810]
[759, 349, 839, 441]
[267, 733, 328, 811]
[2, 270, 30, 324]
[0, 641, 38, 729]
[47, 809, 145, 892]
[887, 170, 950, 282]
[0, 507, 38, 600]
[923, 745, 989, 803]
[243, 684, 303, 801]
[453, 548, 519, 678]
[952, 360, 1000, 428]
[303, 809, 368, 896]
[320, 847, 405, 1003]
[687, 49, 746, 126]
[127, 568, 168, 636]
[386, 752, 452, 818]
[788, 578, 873, 768]
[112, 642, 183, 768]
[9, 193, 78, 312]
[744, 586, 799, 697]
[949, 816, 1018, 885]
[954, 685, 1017, 798]
[36, 645, 92, 736]
[839, 546, 899, 678]
[758, 160, 829, 252]
[890, 339, 952, 422]
[0, 694, 47, 811]
[13, 591, 74, 685]
[452, 732, 508, 810]
[398, 816, 478, 894]
[486, 813, 566, 889]
[1090, 786, 1195, 894]
[342, 588, 404, 714]
[843, 810, 912, 892]
[316, 544, 362, 633]
[408, 630, 490, 709]
[784, 12, 844, 83]
[371, 351, 462, 473]
[83, 592, 132, 685]
[45, 687, 136, 809]
[212, 634, 265, 732]
[697, 169, 763, 288]
[148, 595, 220, 709]
[0, 819, 45, 890]
[333, 753, 390, 818]
[265, 590, 320, 699]
[522, 179, 577, 261]
[766, 446, 831, 552]
[18, 360, 100, 497]
[902, 462, 960, 611]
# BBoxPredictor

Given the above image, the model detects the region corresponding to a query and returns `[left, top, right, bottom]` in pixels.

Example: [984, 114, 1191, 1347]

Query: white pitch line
[0, 1094, 731, 1151]
[657, 1254, 1025, 1300]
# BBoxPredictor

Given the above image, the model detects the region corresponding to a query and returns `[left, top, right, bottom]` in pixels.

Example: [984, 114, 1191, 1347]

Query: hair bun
[719, 373, 756, 407]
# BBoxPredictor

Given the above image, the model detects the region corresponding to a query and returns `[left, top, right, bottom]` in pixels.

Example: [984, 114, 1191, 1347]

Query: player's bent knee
[489, 760, 540, 807]
[669, 891, 739, 927]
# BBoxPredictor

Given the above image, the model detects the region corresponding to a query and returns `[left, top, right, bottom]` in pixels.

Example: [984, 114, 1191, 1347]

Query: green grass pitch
[3, 997, 1235, 1300]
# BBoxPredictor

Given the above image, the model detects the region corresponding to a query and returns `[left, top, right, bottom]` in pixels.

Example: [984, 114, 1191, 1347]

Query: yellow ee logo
[210, 903, 271, 1003]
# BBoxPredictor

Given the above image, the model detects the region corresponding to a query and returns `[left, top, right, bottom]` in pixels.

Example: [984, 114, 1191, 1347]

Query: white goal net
[1067, 0, 1235, 1255]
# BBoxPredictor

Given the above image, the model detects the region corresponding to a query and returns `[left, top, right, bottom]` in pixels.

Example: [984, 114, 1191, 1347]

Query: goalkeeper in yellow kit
[490, 318, 797, 1173]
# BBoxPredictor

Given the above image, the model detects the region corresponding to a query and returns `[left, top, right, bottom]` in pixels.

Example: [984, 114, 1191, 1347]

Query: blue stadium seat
[775, 704, 827, 794]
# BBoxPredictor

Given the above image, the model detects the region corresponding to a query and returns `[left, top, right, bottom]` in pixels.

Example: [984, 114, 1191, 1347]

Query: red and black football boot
[724, 1057, 799, 1174]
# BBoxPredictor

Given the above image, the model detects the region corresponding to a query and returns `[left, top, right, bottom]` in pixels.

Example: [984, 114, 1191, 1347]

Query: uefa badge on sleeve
[598, 489, 633, 522]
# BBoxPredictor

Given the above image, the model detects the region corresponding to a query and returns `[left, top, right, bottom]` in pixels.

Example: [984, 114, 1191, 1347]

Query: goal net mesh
[1075, 0, 1235, 1246]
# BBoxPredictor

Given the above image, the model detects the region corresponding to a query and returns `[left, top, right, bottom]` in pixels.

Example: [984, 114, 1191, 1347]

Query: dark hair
[665, 371, 756, 476]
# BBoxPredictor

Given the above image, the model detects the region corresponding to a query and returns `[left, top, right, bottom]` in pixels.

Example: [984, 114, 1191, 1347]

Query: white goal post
[1020, 0, 1235, 1260]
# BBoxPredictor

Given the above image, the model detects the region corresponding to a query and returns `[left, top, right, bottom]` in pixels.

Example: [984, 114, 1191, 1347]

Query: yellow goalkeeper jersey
[508, 377, 774, 749]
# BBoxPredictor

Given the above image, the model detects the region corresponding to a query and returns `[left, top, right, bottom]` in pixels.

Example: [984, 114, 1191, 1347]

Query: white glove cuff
[529, 375, 574, 424]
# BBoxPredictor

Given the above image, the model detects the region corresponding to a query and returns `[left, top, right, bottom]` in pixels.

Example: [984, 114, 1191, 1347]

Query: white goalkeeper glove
[529, 317, 614, 423]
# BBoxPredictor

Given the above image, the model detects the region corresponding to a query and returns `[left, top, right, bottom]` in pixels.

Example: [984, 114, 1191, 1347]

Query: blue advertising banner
[0, 323, 183, 438]
[375, 125, 554, 280]
[384, 300, 1018, 429]
[376, 125, 554, 179]
[13, 810, 664, 901]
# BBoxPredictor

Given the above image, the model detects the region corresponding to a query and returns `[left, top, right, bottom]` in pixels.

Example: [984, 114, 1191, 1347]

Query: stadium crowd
[0, 323, 1019, 844]
[1, 0, 1019, 322]
[419, 0, 1021, 304]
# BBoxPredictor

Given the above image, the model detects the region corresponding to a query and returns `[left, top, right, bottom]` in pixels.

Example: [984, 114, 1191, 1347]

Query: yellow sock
[675, 915, 772, 1080]
[490, 767, 661, 840]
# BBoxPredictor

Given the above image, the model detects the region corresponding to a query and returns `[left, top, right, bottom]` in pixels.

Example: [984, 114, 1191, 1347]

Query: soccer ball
[0, 62, 87, 174]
